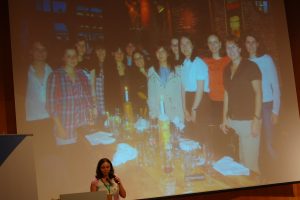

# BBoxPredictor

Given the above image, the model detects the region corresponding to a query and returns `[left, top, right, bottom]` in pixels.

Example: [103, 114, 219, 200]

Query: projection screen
[9, 0, 300, 199]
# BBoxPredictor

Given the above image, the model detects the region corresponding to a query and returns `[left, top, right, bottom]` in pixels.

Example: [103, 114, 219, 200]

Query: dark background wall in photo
[1, 0, 300, 199]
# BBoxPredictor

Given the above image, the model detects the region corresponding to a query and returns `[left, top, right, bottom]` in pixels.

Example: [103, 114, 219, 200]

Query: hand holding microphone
[113, 174, 121, 184]
[113, 174, 126, 198]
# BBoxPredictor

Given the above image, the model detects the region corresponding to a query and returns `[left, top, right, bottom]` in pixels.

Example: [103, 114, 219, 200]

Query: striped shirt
[96, 66, 105, 116]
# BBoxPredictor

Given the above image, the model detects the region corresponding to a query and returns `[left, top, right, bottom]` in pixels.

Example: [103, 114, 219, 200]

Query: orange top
[203, 56, 231, 101]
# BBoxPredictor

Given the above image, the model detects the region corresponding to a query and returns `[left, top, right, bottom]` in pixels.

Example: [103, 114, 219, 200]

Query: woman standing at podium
[90, 158, 126, 199]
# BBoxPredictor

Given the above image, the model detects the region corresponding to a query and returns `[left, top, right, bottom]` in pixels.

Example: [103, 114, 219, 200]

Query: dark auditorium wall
[0, 0, 16, 134]
[0, 0, 299, 199]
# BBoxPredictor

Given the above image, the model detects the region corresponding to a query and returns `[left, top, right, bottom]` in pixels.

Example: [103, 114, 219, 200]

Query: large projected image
[9, 0, 300, 199]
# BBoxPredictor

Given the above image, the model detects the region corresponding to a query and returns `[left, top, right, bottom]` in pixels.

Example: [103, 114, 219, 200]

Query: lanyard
[101, 179, 111, 194]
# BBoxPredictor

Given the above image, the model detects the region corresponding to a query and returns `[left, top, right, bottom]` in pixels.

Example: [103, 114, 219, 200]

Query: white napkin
[112, 143, 138, 166]
[134, 117, 150, 133]
[213, 156, 250, 176]
[178, 138, 201, 152]
[85, 131, 116, 145]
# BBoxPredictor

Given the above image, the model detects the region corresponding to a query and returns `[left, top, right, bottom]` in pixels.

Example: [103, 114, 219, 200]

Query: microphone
[113, 174, 120, 184]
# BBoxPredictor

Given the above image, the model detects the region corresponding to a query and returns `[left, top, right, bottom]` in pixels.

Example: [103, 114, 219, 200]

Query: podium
[60, 191, 107, 200]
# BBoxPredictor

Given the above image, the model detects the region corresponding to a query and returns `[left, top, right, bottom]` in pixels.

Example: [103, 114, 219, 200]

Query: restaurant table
[32, 121, 261, 200]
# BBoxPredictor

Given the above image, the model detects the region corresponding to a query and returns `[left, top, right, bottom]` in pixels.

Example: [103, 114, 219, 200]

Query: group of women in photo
[26, 32, 281, 177]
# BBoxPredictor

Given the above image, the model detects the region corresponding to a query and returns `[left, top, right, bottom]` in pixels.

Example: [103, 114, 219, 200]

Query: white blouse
[93, 178, 119, 200]
[181, 57, 209, 93]
[25, 64, 52, 121]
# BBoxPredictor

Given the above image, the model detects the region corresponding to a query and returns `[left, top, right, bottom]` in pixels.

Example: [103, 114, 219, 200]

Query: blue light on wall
[255, 0, 269, 14]
[52, 0, 67, 13]
[36, 0, 51, 12]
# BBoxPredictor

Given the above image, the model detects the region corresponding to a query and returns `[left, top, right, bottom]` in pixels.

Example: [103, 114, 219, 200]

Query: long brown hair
[91, 43, 107, 76]
[180, 34, 198, 62]
[152, 43, 175, 74]
[242, 32, 265, 57]
[95, 158, 115, 182]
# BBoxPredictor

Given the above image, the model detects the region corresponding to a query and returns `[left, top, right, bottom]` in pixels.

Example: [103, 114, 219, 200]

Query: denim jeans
[262, 101, 276, 159]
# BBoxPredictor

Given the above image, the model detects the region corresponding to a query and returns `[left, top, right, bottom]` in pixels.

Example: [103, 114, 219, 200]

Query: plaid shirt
[95, 67, 105, 116]
[46, 68, 93, 139]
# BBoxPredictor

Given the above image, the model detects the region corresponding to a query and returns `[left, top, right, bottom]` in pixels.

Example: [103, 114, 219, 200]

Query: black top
[105, 62, 128, 113]
[224, 58, 261, 120]
[129, 67, 147, 111]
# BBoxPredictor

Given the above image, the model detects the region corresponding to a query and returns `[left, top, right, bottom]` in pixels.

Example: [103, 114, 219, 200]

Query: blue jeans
[262, 102, 276, 159]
